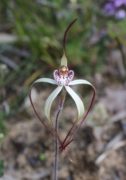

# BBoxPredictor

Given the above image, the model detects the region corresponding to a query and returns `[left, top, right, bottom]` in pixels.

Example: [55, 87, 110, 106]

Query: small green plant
[39, 153, 46, 162]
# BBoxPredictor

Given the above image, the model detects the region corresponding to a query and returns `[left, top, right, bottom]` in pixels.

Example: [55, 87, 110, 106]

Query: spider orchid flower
[31, 53, 94, 123]
[29, 19, 95, 151]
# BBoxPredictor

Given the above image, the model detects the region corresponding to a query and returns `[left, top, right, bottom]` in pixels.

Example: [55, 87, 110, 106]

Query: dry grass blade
[96, 138, 126, 165]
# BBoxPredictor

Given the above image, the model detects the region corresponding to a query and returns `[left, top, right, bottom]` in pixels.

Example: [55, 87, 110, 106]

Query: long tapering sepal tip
[61, 53, 67, 67]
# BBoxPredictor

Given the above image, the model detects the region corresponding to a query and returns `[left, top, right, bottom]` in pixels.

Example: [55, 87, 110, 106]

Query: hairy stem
[52, 90, 66, 180]
[53, 110, 59, 180]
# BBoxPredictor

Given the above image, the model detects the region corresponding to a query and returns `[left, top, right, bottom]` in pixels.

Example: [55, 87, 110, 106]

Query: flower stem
[53, 111, 59, 180]
[52, 90, 66, 180]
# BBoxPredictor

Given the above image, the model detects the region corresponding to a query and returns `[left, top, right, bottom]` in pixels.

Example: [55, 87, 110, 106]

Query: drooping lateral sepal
[44, 86, 63, 121]
[65, 86, 85, 120]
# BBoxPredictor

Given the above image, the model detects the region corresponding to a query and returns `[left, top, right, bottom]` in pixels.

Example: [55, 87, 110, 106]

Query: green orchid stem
[53, 90, 66, 180]
[60, 86, 96, 152]
[29, 87, 62, 144]
[53, 109, 59, 180]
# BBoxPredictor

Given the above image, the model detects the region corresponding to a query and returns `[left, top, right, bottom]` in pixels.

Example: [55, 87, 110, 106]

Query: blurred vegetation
[0, 0, 126, 129]
[0, 0, 126, 176]
[0, 160, 4, 177]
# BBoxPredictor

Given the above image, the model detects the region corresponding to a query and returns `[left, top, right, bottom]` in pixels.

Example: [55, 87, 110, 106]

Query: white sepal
[34, 78, 57, 85]
[61, 53, 67, 67]
[65, 86, 84, 120]
[45, 86, 63, 121]
[69, 79, 92, 86]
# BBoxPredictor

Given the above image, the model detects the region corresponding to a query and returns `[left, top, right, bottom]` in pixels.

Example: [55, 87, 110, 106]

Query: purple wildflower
[116, 9, 126, 19]
[103, 0, 126, 19]
[103, 2, 116, 15]
[114, 0, 126, 7]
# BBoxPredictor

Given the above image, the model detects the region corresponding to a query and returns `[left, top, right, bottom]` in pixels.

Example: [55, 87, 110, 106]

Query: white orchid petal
[33, 78, 57, 85]
[65, 86, 84, 120]
[45, 86, 63, 121]
[69, 79, 92, 86]
[61, 53, 67, 66]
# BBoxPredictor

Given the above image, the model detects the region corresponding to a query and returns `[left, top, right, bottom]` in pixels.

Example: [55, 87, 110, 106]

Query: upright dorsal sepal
[61, 52, 67, 67]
